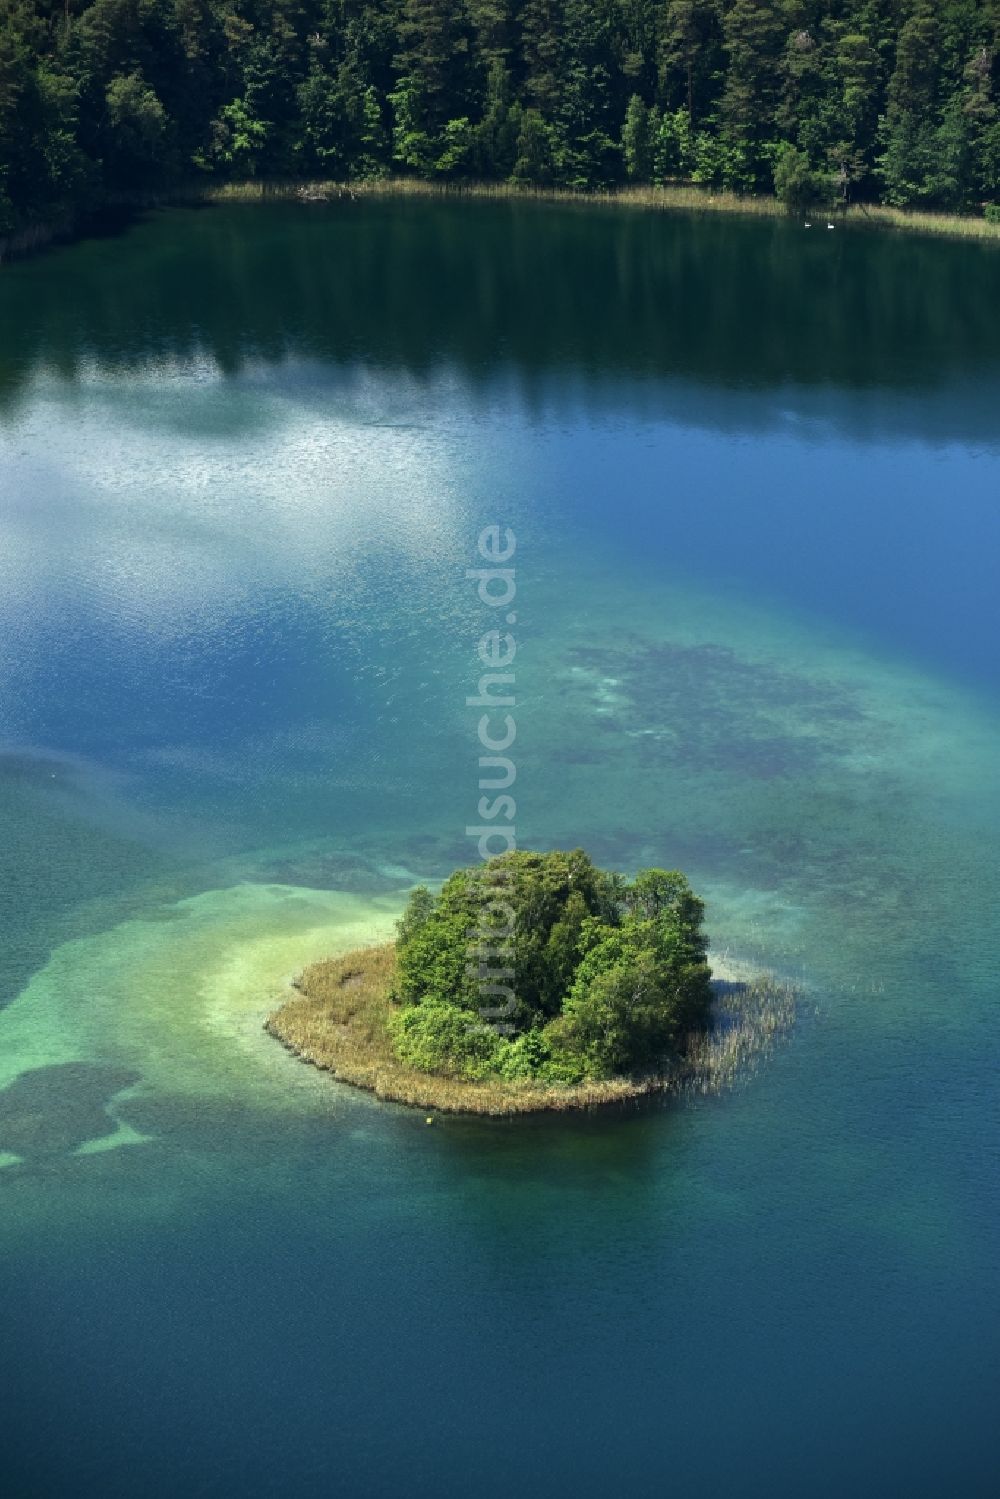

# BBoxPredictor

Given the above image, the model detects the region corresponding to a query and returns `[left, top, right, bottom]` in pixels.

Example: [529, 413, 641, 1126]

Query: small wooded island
[266, 849, 794, 1115]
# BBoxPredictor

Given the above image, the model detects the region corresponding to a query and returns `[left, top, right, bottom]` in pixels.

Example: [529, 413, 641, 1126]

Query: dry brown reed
[7, 177, 999, 267]
[203, 177, 1000, 241]
[265, 943, 798, 1116]
[681, 973, 799, 1095]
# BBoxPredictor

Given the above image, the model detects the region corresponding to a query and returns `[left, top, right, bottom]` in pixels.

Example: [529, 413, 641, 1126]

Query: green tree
[435, 113, 475, 174]
[622, 90, 653, 180]
[0, 10, 93, 231]
[828, 29, 882, 202]
[213, 95, 269, 176]
[391, 0, 474, 172]
[511, 103, 556, 181]
[557, 0, 622, 189]
[658, 0, 722, 123]
[392, 851, 713, 1082]
[388, 75, 435, 171]
[474, 55, 518, 176]
[549, 949, 681, 1077]
[877, 2, 942, 205]
[519, 0, 563, 118]
[773, 139, 831, 207]
[297, 63, 356, 175]
[396, 885, 435, 946]
[653, 104, 694, 180]
[103, 69, 170, 186]
[719, 0, 787, 189]
[357, 82, 389, 176]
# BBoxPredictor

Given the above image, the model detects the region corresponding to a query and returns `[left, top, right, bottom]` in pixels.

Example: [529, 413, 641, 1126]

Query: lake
[1, 198, 998, 1497]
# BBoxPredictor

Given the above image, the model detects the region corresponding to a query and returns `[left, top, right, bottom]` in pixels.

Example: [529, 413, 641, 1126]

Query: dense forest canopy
[3, 1, 1000, 236]
[390, 850, 713, 1083]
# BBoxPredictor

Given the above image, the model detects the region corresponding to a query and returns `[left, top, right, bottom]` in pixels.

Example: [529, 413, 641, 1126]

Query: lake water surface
[1, 200, 999, 1497]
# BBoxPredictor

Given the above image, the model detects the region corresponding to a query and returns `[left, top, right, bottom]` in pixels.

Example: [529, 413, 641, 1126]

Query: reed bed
[204, 176, 787, 219]
[265, 943, 799, 1117]
[7, 177, 999, 266]
[202, 177, 1000, 241]
[0, 216, 74, 263]
[840, 200, 1000, 241]
[682, 972, 800, 1095]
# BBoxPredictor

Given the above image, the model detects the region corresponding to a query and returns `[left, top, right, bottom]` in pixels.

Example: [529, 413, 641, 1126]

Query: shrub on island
[388, 849, 713, 1084]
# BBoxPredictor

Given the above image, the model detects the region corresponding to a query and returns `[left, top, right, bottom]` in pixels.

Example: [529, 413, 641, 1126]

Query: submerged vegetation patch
[566, 639, 872, 780]
[0, 1061, 140, 1161]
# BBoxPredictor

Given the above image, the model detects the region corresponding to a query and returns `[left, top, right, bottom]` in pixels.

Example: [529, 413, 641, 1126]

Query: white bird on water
[827, 221, 836, 229]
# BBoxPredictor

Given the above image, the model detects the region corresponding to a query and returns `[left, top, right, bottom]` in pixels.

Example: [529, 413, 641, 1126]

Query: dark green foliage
[622, 91, 653, 180]
[4, 1, 1000, 238]
[773, 141, 834, 207]
[391, 850, 713, 1083]
[394, 883, 435, 946]
[719, 0, 786, 188]
[395, 848, 620, 1018]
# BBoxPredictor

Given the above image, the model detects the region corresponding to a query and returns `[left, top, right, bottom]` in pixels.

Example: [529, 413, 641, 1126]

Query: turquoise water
[1, 201, 999, 1496]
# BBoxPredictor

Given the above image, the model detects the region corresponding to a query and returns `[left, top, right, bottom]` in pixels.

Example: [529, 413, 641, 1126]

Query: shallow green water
[1, 200, 998, 1497]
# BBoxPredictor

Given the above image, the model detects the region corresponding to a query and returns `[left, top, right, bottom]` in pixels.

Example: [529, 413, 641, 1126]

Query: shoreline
[4, 176, 1000, 266]
[264, 941, 798, 1118]
[207, 177, 1000, 244]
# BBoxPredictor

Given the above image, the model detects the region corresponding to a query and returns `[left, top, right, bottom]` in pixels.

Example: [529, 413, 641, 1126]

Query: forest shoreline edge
[5, 175, 1000, 266]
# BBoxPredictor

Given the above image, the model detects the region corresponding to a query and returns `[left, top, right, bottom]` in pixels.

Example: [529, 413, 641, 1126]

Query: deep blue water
[1, 200, 998, 1497]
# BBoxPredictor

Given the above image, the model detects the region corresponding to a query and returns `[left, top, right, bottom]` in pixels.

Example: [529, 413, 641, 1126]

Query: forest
[3, 1, 1000, 238]
[390, 852, 713, 1084]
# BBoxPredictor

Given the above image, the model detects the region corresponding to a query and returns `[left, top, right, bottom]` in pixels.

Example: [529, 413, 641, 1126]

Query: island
[266, 849, 795, 1115]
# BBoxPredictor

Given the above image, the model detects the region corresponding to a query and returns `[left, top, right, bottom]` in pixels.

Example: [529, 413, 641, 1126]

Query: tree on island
[389, 849, 712, 1085]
